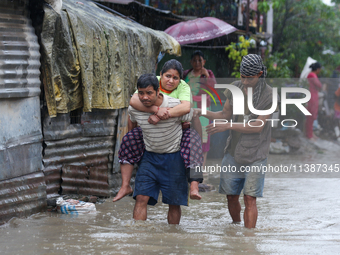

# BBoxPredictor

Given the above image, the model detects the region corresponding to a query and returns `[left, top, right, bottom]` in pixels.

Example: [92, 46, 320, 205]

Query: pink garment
[183, 68, 217, 152]
[305, 115, 314, 139]
[183, 68, 217, 108]
[334, 87, 340, 113]
[305, 72, 322, 138]
[335, 109, 340, 120]
[202, 135, 210, 152]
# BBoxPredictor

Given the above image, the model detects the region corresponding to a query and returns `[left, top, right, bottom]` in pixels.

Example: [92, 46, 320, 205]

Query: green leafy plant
[267, 0, 340, 76]
[258, 0, 283, 13]
[264, 51, 293, 79]
[225, 36, 252, 78]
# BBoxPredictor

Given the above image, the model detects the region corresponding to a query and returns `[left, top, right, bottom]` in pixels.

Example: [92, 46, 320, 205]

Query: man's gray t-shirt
[128, 94, 193, 153]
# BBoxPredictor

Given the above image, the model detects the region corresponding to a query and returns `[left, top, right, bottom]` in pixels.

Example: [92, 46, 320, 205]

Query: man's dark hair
[191, 50, 205, 60]
[137, 73, 159, 91]
[160, 59, 183, 79]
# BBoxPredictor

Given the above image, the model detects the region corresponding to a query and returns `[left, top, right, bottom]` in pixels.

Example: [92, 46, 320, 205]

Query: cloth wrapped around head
[240, 54, 267, 78]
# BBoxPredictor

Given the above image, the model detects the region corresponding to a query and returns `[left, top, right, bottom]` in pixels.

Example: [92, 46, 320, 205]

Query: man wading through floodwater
[196, 54, 275, 228]
[129, 74, 194, 224]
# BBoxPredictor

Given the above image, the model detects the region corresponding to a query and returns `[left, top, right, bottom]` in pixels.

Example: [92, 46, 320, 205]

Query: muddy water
[1, 147, 340, 254]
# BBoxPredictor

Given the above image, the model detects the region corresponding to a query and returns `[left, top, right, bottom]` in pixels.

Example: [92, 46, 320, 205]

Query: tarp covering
[40, 0, 181, 117]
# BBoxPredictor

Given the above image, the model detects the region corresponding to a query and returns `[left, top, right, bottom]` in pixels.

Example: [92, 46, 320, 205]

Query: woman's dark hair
[160, 59, 183, 79]
[191, 50, 205, 60]
[137, 73, 159, 91]
[309, 62, 322, 71]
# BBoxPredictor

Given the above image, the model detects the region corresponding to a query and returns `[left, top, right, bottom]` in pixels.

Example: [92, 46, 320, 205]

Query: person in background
[306, 62, 323, 140]
[183, 50, 217, 167]
[334, 86, 340, 141]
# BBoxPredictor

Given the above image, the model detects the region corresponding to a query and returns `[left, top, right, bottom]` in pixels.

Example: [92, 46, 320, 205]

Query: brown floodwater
[1, 141, 340, 254]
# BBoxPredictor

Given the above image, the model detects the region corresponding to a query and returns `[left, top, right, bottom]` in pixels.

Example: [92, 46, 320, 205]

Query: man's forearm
[200, 99, 232, 121]
[202, 110, 230, 121]
[228, 120, 264, 133]
[225, 115, 271, 134]
[167, 101, 191, 117]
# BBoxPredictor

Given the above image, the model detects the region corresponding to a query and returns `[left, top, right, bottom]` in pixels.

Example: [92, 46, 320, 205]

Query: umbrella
[164, 17, 237, 45]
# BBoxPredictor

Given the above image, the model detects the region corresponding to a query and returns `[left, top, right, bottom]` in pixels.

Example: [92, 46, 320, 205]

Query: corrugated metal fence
[42, 109, 118, 198]
[0, 0, 46, 224]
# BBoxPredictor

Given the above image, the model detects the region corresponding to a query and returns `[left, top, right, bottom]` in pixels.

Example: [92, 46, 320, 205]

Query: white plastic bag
[56, 197, 96, 215]
[300, 57, 317, 79]
[269, 140, 290, 154]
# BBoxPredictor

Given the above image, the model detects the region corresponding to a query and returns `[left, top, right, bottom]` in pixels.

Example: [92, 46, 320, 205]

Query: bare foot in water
[309, 136, 318, 142]
[190, 182, 202, 200]
[112, 185, 133, 202]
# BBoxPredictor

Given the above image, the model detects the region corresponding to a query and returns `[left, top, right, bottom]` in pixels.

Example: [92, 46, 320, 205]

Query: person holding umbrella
[183, 50, 217, 167]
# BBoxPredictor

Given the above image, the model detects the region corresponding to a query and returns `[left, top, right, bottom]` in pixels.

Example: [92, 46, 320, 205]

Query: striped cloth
[240, 54, 267, 77]
[128, 94, 193, 153]
[240, 54, 267, 108]
[118, 127, 204, 169]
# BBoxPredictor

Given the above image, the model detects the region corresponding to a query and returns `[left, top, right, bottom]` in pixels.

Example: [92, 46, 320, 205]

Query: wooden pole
[246, 0, 250, 34]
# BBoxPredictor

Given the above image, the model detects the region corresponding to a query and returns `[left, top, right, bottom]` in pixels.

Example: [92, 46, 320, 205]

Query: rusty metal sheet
[42, 109, 118, 141]
[61, 165, 109, 197]
[43, 165, 62, 195]
[42, 109, 117, 197]
[0, 172, 47, 224]
[43, 137, 113, 197]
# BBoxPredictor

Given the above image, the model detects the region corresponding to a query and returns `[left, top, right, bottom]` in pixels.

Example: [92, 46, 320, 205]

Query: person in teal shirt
[183, 50, 217, 167]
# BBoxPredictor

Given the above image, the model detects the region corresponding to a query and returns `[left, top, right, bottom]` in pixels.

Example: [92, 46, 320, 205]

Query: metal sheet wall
[0, 97, 43, 180]
[42, 109, 118, 197]
[0, 0, 43, 181]
[0, 172, 47, 224]
[0, 1, 41, 98]
[0, 0, 45, 223]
